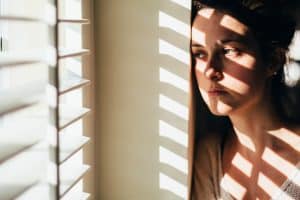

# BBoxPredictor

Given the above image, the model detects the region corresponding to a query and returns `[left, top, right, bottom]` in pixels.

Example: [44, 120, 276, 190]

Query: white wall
[94, 0, 191, 199]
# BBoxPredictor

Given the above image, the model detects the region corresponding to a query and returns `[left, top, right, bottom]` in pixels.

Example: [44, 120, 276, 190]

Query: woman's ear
[266, 48, 286, 77]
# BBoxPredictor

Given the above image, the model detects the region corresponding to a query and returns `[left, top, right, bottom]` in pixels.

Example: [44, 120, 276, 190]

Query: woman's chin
[208, 103, 233, 116]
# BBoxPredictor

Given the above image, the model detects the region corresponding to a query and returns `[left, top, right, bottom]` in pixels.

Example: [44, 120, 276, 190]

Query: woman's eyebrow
[191, 43, 204, 48]
[218, 37, 250, 45]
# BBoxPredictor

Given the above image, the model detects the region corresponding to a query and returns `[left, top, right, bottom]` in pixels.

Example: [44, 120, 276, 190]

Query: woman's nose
[204, 53, 223, 81]
[204, 67, 223, 81]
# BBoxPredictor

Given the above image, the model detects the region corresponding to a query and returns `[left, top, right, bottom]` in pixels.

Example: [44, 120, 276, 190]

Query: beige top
[191, 133, 300, 200]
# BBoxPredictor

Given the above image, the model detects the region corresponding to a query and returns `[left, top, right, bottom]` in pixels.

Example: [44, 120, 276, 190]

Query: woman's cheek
[220, 73, 251, 95]
[195, 59, 207, 73]
[226, 53, 256, 69]
[195, 60, 210, 87]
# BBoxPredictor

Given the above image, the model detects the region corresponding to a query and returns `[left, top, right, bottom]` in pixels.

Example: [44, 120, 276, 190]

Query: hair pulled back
[191, 0, 300, 125]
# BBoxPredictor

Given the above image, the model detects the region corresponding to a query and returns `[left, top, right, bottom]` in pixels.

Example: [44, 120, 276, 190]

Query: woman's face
[192, 8, 271, 116]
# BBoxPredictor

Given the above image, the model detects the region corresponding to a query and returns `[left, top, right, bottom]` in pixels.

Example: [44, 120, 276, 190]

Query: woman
[188, 0, 300, 199]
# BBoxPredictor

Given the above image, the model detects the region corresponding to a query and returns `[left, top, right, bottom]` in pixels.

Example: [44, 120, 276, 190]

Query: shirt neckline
[218, 136, 300, 199]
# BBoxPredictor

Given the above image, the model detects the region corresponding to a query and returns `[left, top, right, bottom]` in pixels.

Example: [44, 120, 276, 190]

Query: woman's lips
[207, 89, 228, 96]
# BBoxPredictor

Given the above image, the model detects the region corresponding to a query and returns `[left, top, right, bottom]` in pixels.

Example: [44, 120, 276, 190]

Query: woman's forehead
[192, 8, 251, 46]
[194, 8, 249, 35]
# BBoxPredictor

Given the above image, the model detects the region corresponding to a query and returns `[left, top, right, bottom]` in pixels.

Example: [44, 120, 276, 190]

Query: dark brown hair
[190, 0, 299, 134]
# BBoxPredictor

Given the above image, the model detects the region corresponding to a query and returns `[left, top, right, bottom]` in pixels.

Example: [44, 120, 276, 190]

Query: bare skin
[222, 125, 300, 199]
[192, 8, 300, 199]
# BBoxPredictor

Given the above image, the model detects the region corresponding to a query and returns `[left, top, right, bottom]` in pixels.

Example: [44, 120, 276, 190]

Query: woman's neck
[228, 94, 283, 154]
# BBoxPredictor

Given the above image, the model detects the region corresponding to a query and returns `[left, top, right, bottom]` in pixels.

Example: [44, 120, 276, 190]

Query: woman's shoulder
[279, 123, 300, 144]
[196, 131, 225, 149]
[271, 123, 300, 164]
[194, 131, 224, 161]
[192, 131, 225, 199]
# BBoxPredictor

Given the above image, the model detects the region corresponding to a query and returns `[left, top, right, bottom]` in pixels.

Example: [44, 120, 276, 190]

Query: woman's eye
[193, 51, 207, 59]
[223, 48, 241, 57]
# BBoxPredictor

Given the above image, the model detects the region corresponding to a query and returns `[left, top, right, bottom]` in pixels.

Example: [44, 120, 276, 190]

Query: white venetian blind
[57, 0, 91, 199]
[0, 0, 92, 199]
[0, 0, 57, 199]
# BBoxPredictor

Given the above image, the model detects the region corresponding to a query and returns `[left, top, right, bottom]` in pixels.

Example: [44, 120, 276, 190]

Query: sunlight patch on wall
[159, 39, 190, 65]
[159, 120, 188, 147]
[170, 0, 191, 10]
[159, 146, 188, 174]
[159, 94, 188, 120]
[158, 1, 190, 199]
[159, 11, 190, 38]
[159, 172, 187, 198]
[159, 67, 188, 93]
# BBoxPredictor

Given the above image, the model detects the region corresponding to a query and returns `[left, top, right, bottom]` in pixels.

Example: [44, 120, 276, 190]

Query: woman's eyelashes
[192, 50, 207, 59]
[192, 46, 243, 60]
[223, 47, 242, 58]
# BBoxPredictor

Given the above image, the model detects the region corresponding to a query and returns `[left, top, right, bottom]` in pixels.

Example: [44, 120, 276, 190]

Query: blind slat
[0, 141, 48, 200]
[0, 141, 40, 165]
[58, 18, 89, 24]
[0, 50, 56, 67]
[0, 81, 45, 116]
[0, 60, 41, 67]
[59, 105, 90, 130]
[61, 192, 90, 200]
[58, 49, 89, 59]
[15, 183, 54, 200]
[59, 75, 90, 95]
[0, 15, 55, 26]
[0, 1, 56, 26]
[60, 179, 90, 200]
[1, 182, 37, 200]
[59, 136, 90, 164]
[0, 103, 47, 163]
[60, 165, 90, 198]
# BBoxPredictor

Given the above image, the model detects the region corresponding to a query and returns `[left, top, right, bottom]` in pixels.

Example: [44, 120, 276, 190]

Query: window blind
[0, 0, 92, 199]
[0, 0, 57, 199]
[57, 0, 91, 199]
